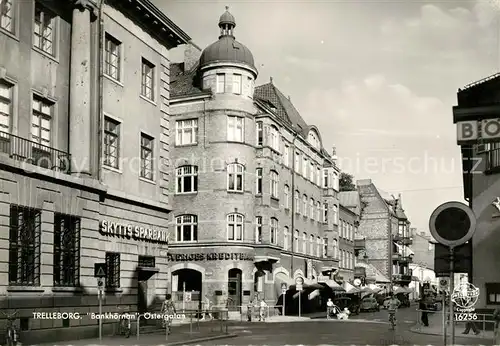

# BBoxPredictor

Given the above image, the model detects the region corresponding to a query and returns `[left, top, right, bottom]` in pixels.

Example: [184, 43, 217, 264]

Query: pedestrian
[247, 299, 254, 322]
[161, 294, 176, 335]
[492, 306, 500, 344]
[201, 295, 213, 321]
[462, 319, 480, 335]
[259, 298, 268, 322]
[419, 294, 429, 327]
[326, 298, 334, 320]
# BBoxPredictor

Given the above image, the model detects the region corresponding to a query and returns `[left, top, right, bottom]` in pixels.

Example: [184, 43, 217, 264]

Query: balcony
[354, 267, 366, 278]
[0, 132, 71, 174]
[354, 238, 366, 250]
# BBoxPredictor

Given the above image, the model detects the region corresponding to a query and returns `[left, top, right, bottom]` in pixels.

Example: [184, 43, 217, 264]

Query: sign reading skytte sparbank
[100, 220, 169, 243]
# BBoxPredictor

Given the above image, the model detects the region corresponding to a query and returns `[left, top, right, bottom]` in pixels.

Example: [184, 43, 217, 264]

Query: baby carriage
[328, 305, 340, 319]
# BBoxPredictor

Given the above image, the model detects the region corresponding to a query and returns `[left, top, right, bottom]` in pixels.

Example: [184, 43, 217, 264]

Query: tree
[340, 172, 356, 191]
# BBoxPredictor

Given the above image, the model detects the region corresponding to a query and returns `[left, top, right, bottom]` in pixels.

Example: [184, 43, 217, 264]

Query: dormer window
[308, 131, 320, 150]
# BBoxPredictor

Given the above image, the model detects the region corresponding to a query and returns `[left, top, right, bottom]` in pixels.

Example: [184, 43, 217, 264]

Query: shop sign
[457, 119, 500, 144]
[167, 252, 254, 261]
[100, 220, 169, 243]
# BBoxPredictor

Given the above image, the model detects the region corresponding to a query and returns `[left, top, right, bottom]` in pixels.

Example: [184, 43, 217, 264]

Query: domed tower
[199, 7, 258, 98]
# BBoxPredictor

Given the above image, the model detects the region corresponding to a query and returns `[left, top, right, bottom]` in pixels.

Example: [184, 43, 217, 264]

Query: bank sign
[100, 220, 169, 244]
[457, 119, 500, 144]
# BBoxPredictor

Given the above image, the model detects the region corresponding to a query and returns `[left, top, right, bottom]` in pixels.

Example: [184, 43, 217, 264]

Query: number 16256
[454, 313, 477, 321]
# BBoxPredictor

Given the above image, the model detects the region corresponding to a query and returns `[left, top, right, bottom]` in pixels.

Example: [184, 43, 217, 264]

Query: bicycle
[389, 311, 396, 330]
[2, 311, 19, 346]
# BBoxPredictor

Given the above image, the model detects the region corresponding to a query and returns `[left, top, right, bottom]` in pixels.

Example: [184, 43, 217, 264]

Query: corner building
[0, 0, 189, 343]
[169, 8, 341, 311]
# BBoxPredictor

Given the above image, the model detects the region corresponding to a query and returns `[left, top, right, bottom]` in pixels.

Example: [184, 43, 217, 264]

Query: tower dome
[199, 7, 256, 72]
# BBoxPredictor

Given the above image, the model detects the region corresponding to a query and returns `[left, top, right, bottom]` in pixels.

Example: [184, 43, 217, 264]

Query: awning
[274, 272, 294, 296]
[320, 280, 345, 292]
[394, 242, 414, 256]
[308, 289, 321, 300]
[343, 282, 361, 294]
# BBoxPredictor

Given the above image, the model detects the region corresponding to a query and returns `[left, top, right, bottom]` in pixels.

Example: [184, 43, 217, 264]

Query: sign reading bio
[100, 220, 169, 243]
[457, 119, 500, 144]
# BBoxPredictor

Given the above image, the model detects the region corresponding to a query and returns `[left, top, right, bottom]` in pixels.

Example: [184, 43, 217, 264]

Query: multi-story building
[168, 7, 341, 311]
[453, 73, 500, 308]
[0, 0, 189, 342]
[356, 180, 414, 289]
[337, 191, 360, 283]
[409, 230, 437, 299]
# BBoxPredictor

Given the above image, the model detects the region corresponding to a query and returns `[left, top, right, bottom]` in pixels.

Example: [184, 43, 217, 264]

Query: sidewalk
[410, 311, 494, 341]
[32, 321, 237, 346]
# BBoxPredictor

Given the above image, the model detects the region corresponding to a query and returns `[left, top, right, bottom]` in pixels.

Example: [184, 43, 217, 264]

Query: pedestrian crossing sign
[94, 263, 106, 278]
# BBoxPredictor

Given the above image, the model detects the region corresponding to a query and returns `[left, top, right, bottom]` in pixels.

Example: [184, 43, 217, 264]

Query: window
[269, 125, 280, 151]
[216, 74, 225, 93]
[270, 218, 278, 245]
[104, 33, 121, 80]
[0, 81, 12, 133]
[294, 190, 300, 213]
[310, 198, 315, 220]
[323, 238, 328, 258]
[227, 213, 243, 241]
[302, 195, 307, 216]
[323, 203, 328, 222]
[105, 252, 120, 288]
[302, 232, 307, 254]
[316, 201, 321, 221]
[295, 152, 300, 172]
[323, 169, 328, 188]
[0, 0, 13, 33]
[342, 250, 346, 268]
[53, 214, 80, 287]
[284, 185, 290, 209]
[310, 162, 314, 182]
[34, 3, 55, 55]
[316, 166, 321, 186]
[308, 131, 320, 149]
[333, 205, 338, 225]
[176, 165, 198, 193]
[227, 116, 243, 142]
[284, 227, 289, 250]
[32, 96, 52, 147]
[227, 163, 244, 192]
[103, 117, 120, 168]
[175, 215, 197, 242]
[333, 172, 339, 191]
[310, 234, 314, 255]
[232, 74, 242, 94]
[255, 168, 263, 194]
[350, 224, 354, 240]
[176, 119, 198, 145]
[140, 133, 154, 180]
[141, 58, 155, 100]
[247, 76, 253, 97]
[333, 239, 338, 259]
[302, 157, 307, 176]
[9, 205, 41, 285]
[284, 145, 289, 166]
[486, 283, 500, 305]
[270, 170, 279, 198]
[256, 121, 263, 146]
[294, 230, 299, 252]
[316, 236, 321, 257]
[486, 143, 500, 170]
[255, 216, 262, 243]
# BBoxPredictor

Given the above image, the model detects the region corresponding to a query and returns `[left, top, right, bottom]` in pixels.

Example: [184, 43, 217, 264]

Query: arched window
[255, 216, 262, 243]
[309, 234, 314, 255]
[302, 232, 307, 254]
[227, 163, 244, 192]
[323, 238, 328, 258]
[283, 226, 289, 250]
[294, 230, 299, 252]
[256, 121, 263, 146]
[175, 215, 198, 242]
[227, 213, 244, 241]
[316, 236, 321, 257]
[302, 194, 308, 216]
[270, 170, 279, 198]
[294, 190, 300, 213]
[284, 185, 290, 209]
[333, 239, 338, 259]
[310, 198, 315, 220]
[270, 218, 278, 245]
[176, 165, 198, 193]
[269, 125, 280, 151]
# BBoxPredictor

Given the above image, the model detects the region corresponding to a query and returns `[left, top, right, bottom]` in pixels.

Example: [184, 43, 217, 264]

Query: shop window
[486, 283, 500, 305]
[175, 119, 198, 145]
[176, 165, 198, 194]
[53, 213, 80, 287]
[270, 170, 279, 199]
[138, 255, 155, 267]
[175, 215, 198, 242]
[140, 133, 154, 180]
[227, 163, 244, 192]
[227, 213, 243, 241]
[105, 252, 120, 289]
[255, 168, 262, 194]
[9, 205, 41, 286]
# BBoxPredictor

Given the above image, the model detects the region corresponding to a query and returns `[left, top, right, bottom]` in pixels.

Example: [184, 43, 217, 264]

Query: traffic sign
[97, 278, 104, 290]
[440, 278, 449, 287]
[353, 278, 361, 287]
[94, 263, 106, 278]
[429, 201, 477, 248]
[295, 277, 304, 291]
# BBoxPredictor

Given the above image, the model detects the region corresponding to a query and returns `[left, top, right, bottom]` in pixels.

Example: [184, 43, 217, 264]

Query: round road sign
[429, 201, 476, 248]
[353, 278, 361, 287]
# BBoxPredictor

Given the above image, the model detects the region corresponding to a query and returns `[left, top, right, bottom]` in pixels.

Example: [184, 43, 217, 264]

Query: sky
[154, 0, 500, 233]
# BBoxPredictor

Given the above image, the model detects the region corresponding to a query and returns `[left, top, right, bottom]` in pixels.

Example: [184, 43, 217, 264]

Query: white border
[429, 201, 477, 247]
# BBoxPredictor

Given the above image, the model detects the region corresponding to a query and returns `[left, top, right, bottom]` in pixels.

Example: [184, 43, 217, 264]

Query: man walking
[419, 294, 429, 327]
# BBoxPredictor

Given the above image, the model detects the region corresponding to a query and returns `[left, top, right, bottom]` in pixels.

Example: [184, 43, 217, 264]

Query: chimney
[270, 76, 273, 84]
[184, 41, 202, 72]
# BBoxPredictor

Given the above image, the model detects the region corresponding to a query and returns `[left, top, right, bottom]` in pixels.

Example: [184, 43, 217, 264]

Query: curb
[165, 333, 238, 346]
[410, 326, 493, 341]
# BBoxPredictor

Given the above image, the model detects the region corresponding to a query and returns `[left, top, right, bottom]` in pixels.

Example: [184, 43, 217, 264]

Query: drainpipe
[96, 0, 105, 181]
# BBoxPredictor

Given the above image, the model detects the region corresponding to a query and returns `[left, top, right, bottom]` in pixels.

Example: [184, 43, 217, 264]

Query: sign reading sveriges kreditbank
[99, 220, 169, 243]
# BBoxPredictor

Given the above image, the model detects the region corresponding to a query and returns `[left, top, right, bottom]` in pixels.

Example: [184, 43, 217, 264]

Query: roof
[459, 72, 500, 92]
[200, 36, 255, 70]
[169, 63, 211, 99]
[219, 7, 236, 26]
[338, 191, 360, 215]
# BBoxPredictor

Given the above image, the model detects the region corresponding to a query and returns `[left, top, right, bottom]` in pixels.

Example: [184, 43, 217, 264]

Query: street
[195, 308, 494, 345]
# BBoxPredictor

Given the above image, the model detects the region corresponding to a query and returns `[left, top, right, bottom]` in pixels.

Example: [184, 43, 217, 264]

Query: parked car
[360, 297, 380, 312]
[334, 296, 360, 315]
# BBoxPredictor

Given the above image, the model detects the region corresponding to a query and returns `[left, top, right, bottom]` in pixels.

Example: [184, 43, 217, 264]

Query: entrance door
[228, 269, 242, 311]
